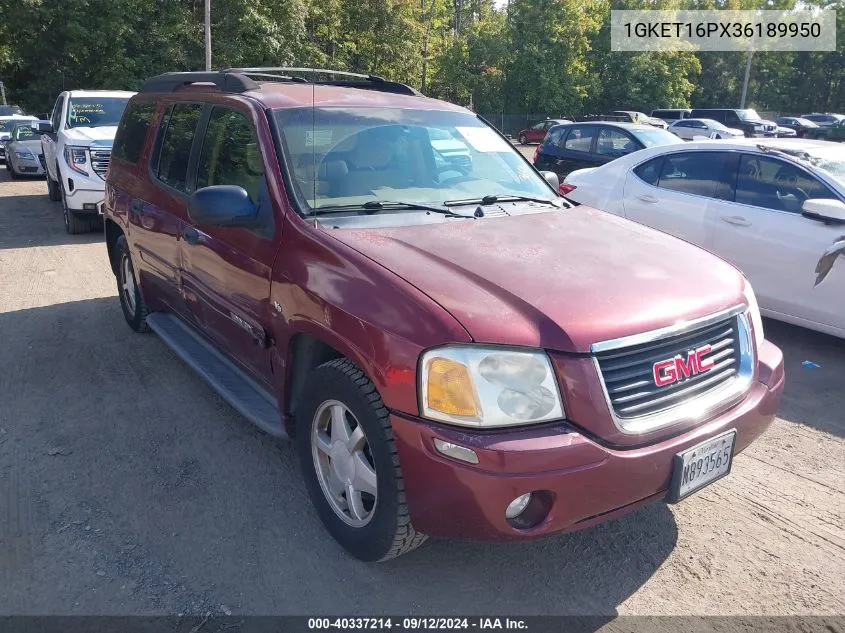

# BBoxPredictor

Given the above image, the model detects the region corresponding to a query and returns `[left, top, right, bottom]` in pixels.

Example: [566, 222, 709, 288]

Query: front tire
[297, 358, 426, 562]
[61, 181, 96, 234]
[518, 134, 527, 145]
[8, 161, 19, 179]
[115, 234, 150, 333]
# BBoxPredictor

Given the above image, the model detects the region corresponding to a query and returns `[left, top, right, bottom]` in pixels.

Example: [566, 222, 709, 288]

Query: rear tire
[115, 234, 150, 333]
[296, 358, 427, 562]
[47, 167, 62, 201]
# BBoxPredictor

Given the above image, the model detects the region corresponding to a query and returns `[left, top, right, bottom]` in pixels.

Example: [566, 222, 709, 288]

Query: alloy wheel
[120, 254, 137, 314]
[311, 399, 378, 527]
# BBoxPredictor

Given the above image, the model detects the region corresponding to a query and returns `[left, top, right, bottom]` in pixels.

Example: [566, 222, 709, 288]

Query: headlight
[743, 282, 764, 341]
[419, 345, 565, 428]
[15, 151, 36, 160]
[63, 145, 89, 176]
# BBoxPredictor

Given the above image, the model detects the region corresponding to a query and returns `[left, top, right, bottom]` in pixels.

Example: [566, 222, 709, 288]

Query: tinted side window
[735, 155, 837, 213]
[51, 95, 63, 131]
[545, 127, 566, 147]
[113, 102, 155, 164]
[656, 152, 731, 198]
[563, 126, 595, 152]
[634, 156, 663, 186]
[196, 107, 265, 202]
[596, 128, 635, 156]
[156, 103, 203, 192]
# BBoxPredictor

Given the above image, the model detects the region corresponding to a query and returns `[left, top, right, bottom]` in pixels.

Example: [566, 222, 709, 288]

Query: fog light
[433, 438, 478, 464]
[83, 203, 97, 211]
[505, 493, 532, 519]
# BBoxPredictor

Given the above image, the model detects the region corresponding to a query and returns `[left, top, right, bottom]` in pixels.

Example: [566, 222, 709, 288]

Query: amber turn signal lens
[426, 357, 480, 418]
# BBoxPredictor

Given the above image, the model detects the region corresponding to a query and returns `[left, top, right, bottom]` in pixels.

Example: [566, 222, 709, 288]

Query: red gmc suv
[103, 68, 784, 562]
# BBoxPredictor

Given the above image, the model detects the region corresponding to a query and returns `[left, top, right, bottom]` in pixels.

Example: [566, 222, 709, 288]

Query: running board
[146, 313, 288, 438]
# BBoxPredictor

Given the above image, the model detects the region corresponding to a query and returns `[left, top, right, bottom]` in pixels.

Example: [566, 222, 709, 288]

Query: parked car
[801, 113, 845, 127]
[0, 104, 25, 116]
[806, 118, 845, 142]
[776, 117, 819, 137]
[651, 108, 692, 124]
[38, 89, 135, 233]
[610, 111, 667, 129]
[669, 118, 744, 140]
[0, 114, 37, 162]
[689, 109, 778, 138]
[775, 126, 797, 138]
[5, 121, 46, 178]
[103, 69, 783, 562]
[517, 118, 571, 144]
[563, 139, 845, 338]
[534, 121, 683, 180]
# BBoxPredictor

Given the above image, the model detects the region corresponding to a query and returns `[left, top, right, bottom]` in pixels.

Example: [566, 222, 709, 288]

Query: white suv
[40, 90, 135, 233]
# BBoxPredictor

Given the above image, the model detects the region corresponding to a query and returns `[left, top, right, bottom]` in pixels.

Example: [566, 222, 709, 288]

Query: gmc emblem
[652, 345, 715, 387]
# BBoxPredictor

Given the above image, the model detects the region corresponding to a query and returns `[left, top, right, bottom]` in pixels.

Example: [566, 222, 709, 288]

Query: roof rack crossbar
[140, 72, 259, 94]
[224, 66, 421, 96]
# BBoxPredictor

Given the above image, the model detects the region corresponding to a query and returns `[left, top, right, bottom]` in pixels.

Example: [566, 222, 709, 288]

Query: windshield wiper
[311, 200, 474, 218]
[444, 194, 564, 207]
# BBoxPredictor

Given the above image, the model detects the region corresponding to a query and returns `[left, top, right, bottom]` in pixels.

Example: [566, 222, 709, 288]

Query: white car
[563, 138, 845, 338]
[0, 115, 38, 162]
[5, 121, 46, 178]
[669, 118, 744, 141]
[39, 90, 135, 233]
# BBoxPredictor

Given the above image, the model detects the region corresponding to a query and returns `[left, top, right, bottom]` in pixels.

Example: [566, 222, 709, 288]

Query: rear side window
[155, 103, 204, 192]
[545, 127, 567, 147]
[196, 107, 265, 203]
[634, 156, 663, 186]
[113, 102, 155, 164]
[655, 151, 736, 199]
[563, 126, 595, 152]
[596, 128, 635, 156]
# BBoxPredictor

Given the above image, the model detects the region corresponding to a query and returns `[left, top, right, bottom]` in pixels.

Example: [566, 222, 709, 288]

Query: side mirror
[188, 185, 259, 227]
[540, 170, 559, 190]
[37, 121, 54, 134]
[802, 198, 845, 225]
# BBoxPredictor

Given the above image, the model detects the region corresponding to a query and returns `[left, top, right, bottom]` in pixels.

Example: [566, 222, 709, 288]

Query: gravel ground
[0, 168, 843, 617]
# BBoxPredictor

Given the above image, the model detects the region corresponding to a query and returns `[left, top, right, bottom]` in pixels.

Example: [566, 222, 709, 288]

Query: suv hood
[328, 207, 746, 353]
[62, 126, 118, 144]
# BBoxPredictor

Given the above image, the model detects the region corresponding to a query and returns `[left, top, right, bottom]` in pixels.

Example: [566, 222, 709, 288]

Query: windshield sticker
[456, 126, 513, 153]
[305, 130, 333, 147]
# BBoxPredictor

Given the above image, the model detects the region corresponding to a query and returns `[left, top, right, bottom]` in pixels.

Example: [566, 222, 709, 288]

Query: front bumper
[61, 169, 105, 212]
[392, 340, 784, 540]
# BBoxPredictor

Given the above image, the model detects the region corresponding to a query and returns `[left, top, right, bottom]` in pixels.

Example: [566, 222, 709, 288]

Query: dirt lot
[0, 168, 843, 616]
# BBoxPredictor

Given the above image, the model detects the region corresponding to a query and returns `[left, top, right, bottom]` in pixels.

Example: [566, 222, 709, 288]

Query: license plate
[668, 430, 736, 502]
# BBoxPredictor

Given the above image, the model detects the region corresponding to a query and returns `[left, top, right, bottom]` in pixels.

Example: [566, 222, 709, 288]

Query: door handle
[636, 194, 659, 203]
[182, 227, 200, 245]
[720, 215, 751, 227]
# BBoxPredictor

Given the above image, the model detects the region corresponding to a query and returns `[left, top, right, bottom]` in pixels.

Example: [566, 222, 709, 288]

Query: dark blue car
[533, 121, 683, 179]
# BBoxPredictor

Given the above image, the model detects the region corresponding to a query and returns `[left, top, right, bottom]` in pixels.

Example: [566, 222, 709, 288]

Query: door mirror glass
[188, 185, 259, 227]
[802, 198, 845, 224]
[37, 121, 54, 134]
[540, 171, 559, 190]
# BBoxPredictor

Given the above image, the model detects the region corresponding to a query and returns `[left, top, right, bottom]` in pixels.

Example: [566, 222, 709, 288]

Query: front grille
[90, 148, 111, 180]
[595, 315, 741, 419]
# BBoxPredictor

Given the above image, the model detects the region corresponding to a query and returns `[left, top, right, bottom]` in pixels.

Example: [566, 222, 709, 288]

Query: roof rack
[140, 72, 260, 94]
[226, 67, 422, 96]
[139, 68, 422, 97]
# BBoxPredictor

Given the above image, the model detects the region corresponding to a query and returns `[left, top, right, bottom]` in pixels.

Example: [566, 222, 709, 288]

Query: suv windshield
[274, 107, 556, 213]
[737, 109, 761, 121]
[66, 97, 130, 128]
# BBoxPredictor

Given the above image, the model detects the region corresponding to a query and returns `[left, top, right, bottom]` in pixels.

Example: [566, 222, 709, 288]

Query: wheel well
[286, 334, 345, 421]
[104, 219, 123, 275]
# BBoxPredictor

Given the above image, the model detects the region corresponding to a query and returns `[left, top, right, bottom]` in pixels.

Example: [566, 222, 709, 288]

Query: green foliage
[0, 0, 841, 117]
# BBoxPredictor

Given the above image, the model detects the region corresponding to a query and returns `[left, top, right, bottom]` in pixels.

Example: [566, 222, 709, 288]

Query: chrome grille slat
[596, 315, 742, 420]
[598, 325, 734, 372]
[90, 148, 111, 180]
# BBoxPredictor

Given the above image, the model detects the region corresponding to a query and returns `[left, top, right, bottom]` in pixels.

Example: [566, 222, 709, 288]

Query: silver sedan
[5, 122, 46, 178]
